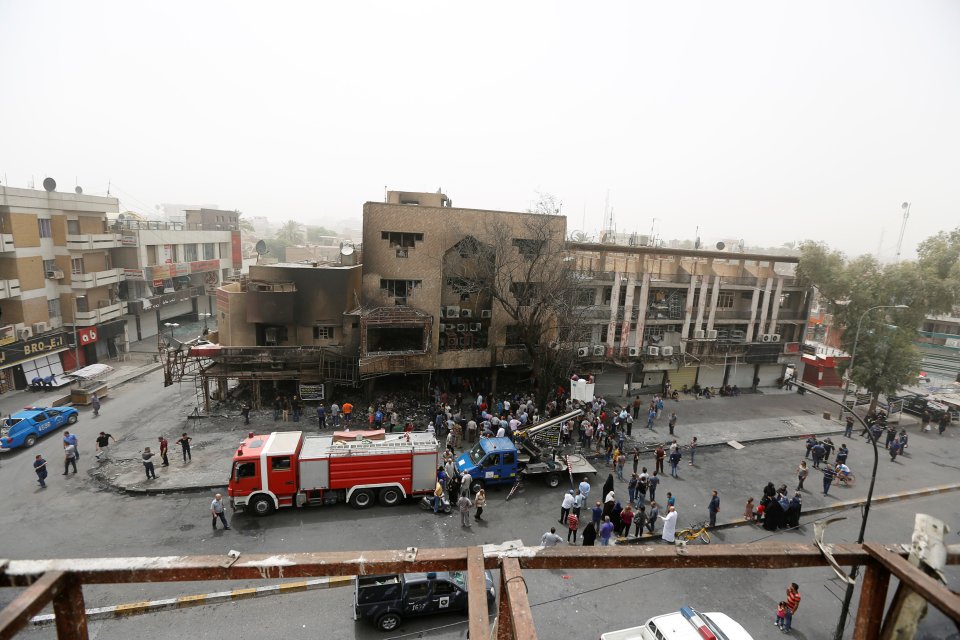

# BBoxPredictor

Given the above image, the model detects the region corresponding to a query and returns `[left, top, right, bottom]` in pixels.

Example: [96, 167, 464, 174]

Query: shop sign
[190, 259, 220, 273]
[0, 332, 68, 368]
[79, 327, 99, 345]
[121, 234, 138, 246]
[299, 384, 325, 401]
[123, 268, 145, 280]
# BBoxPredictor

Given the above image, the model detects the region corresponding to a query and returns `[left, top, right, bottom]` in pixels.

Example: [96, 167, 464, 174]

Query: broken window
[380, 279, 422, 299]
[381, 231, 423, 249]
[509, 282, 540, 306]
[512, 238, 544, 259]
[575, 288, 595, 306]
[313, 326, 333, 340]
[366, 327, 426, 352]
[505, 325, 524, 346]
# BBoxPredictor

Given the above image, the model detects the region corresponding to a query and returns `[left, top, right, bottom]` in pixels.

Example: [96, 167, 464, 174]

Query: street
[1, 371, 957, 639]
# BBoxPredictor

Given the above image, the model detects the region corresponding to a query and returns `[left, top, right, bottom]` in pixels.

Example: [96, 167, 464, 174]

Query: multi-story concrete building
[110, 210, 241, 341]
[0, 184, 126, 392]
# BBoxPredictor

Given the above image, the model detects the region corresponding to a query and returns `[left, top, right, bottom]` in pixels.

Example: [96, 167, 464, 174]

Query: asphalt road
[1, 371, 957, 640]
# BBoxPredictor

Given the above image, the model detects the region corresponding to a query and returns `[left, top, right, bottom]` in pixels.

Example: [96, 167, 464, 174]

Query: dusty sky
[1, 1, 958, 258]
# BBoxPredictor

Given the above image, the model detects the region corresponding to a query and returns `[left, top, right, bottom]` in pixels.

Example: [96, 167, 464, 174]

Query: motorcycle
[420, 494, 452, 514]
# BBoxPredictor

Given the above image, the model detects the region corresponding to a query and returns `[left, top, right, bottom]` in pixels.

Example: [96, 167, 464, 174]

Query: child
[775, 601, 787, 628]
[744, 497, 754, 520]
[754, 503, 765, 523]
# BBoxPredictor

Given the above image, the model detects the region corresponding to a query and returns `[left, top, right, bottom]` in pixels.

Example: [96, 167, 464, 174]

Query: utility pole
[895, 202, 910, 262]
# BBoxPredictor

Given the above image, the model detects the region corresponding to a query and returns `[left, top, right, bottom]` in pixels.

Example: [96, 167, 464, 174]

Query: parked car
[601, 606, 754, 640]
[0, 407, 79, 452]
[887, 394, 953, 422]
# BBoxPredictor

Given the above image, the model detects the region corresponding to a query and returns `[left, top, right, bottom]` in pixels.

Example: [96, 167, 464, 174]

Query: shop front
[0, 332, 71, 392]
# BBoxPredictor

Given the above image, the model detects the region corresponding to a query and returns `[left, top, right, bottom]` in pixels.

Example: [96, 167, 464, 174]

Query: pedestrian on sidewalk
[141, 447, 157, 480]
[578, 477, 591, 503]
[599, 517, 615, 546]
[615, 452, 626, 480]
[211, 493, 231, 530]
[668, 411, 677, 435]
[810, 441, 825, 468]
[241, 402, 251, 425]
[582, 521, 597, 546]
[821, 438, 835, 463]
[95, 431, 115, 461]
[63, 431, 79, 460]
[34, 454, 48, 488]
[804, 436, 816, 459]
[91, 393, 101, 417]
[654, 444, 665, 474]
[708, 490, 720, 527]
[62, 443, 78, 475]
[632, 396, 641, 420]
[158, 436, 169, 466]
[796, 461, 808, 491]
[889, 438, 901, 462]
[458, 493, 473, 527]
[647, 501, 659, 534]
[688, 437, 698, 465]
[647, 471, 660, 503]
[566, 512, 580, 543]
[541, 527, 564, 547]
[821, 465, 835, 496]
[844, 416, 855, 438]
[633, 505, 647, 537]
[591, 501, 603, 531]
[668, 449, 681, 478]
[330, 402, 340, 427]
[176, 432, 192, 463]
[659, 506, 678, 543]
[559, 490, 575, 524]
[646, 407, 656, 429]
[572, 489, 584, 518]
[628, 473, 638, 505]
[474, 487, 486, 521]
[784, 583, 801, 632]
[620, 504, 634, 536]
[939, 413, 950, 435]
[632, 447, 640, 474]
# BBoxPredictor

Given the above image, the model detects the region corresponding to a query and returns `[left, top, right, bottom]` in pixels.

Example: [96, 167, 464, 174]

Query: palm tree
[276, 220, 304, 244]
[237, 215, 254, 234]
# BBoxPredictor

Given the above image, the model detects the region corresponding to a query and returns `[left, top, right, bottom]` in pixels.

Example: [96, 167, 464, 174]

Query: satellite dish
[74, 186, 83, 194]
[340, 243, 355, 256]
[716, 241, 726, 251]
[340, 242, 357, 266]
[255, 239, 267, 255]
[42, 177, 56, 192]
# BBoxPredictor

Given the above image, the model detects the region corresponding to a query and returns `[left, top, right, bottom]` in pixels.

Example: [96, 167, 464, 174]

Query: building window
[509, 282, 540, 306]
[43, 259, 57, 275]
[313, 326, 333, 340]
[71, 258, 84, 274]
[717, 292, 734, 309]
[380, 279, 422, 299]
[67, 220, 80, 235]
[47, 298, 61, 319]
[184, 244, 198, 262]
[203, 243, 216, 260]
[38, 219, 52, 238]
[512, 238, 544, 259]
[602, 287, 612, 305]
[381, 231, 423, 249]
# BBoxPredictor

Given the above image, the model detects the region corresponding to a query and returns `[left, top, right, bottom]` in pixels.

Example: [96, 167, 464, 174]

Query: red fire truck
[227, 430, 441, 516]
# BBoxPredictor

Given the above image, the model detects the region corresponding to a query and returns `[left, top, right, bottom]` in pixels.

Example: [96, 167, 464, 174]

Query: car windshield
[5, 418, 21, 427]
[467, 443, 484, 465]
[449, 571, 466, 589]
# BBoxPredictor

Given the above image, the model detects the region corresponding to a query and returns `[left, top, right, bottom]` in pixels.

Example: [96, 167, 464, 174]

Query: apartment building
[110, 209, 241, 341]
[0, 185, 125, 392]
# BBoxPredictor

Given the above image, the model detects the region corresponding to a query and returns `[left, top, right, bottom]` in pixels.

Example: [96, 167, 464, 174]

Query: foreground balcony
[66, 233, 122, 251]
[71, 268, 125, 289]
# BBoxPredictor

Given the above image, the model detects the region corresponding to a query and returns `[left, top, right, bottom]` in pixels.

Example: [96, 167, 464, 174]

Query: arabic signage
[123, 268, 145, 280]
[146, 259, 221, 281]
[0, 332, 68, 369]
[121, 235, 138, 246]
[299, 384, 325, 401]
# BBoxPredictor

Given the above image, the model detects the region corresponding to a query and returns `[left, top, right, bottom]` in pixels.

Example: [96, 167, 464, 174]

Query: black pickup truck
[354, 571, 495, 631]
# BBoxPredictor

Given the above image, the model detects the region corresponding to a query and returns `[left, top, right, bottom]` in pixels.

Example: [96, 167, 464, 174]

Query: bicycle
[676, 521, 711, 544]
[832, 471, 857, 487]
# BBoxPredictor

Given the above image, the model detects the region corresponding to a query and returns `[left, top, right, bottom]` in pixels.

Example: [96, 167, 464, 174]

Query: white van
[600, 606, 754, 640]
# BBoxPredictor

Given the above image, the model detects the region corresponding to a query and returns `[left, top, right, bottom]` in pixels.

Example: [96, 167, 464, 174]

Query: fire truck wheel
[545, 473, 561, 488]
[350, 488, 375, 509]
[469, 479, 484, 494]
[248, 495, 274, 517]
[377, 612, 402, 631]
[378, 487, 402, 507]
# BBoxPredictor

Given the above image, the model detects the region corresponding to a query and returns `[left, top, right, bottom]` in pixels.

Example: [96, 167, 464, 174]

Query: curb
[110, 363, 164, 389]
[619, 482, 960, 543]
[29, 576, 353, 626]
[118, 483, 228, 495]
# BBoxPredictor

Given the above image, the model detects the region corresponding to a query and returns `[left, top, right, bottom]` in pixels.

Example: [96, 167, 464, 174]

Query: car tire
[470, 479, 484, 494]
[378, 487, 402, 507]
[350, 488, 375, 509]
[24, 435, 37, 448]
[545, 473, 561, 488]
[377, 612, 402, 631]
[248, 495, 274, 517]
[67, 414, 78, 424]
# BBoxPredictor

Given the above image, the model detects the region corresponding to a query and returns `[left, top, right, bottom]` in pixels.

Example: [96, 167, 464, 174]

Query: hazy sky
[2, 1, 958, 258]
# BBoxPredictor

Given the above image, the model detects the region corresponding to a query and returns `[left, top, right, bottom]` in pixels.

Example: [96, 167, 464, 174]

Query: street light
[198, 313, 212, 332]
[832, 303, 908, 640]
[163, 322, 179, 341]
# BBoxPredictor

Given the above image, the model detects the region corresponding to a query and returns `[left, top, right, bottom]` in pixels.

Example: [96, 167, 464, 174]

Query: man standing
[91, 393, 101, 417]
[811, 441, 825, 469]
[784, 583, 801, 632]
[291, 395, 302, 422]
[541, 527, 564, 547]
[578, 477, 591, 503]
[158, 436, 169, 466]
[62, 442, 78, 475]
[176, 432, 192, 463]
[34, 454, 48, 488]
[632, 447, 640, 474]
[342, 401, 354, 424]
[141, 447, 157, 480]
[708, 490, 720, 527]
[844, 415, 855, 438]
[457, 493, 473, 527]
[646, 407, 656, 429]
[822, 464, 836, 496]
[688, 436, 698, 465]
[659, 506, 678, 543]
[646, 501, 659, 534]
[317, 403, 326, 430]
[668, 412, 677, 436]
[668, 448, 682, 478]
[95, 431, 115, 461]
[460, 472, 473, 497]
[211, 493, 231, 530]
[572, 488, 585, 518]
[647, 471, 660, 503]
[559, 490, 575, 525]
[272, 395, 282, 421]
[632, 395, 641, 420]
[330, 402, 340, 428]
[598, 516, 615, 546]
[63, 431, 79, 459]
[241, 402, 251, 425]
[654, 444, 665, 475]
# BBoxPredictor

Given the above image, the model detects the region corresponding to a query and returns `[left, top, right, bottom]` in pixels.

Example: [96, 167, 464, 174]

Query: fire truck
[227, 430, 441, 516]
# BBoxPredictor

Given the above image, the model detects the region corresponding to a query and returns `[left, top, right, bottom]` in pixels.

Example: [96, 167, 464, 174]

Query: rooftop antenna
[694, 225, 701, 250]
[895, 202, 910, 263]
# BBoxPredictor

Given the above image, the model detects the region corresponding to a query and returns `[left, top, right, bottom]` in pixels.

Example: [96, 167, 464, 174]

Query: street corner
[88, 451, 228, 495]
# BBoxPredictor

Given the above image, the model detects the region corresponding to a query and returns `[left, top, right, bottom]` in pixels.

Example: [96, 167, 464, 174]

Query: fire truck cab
[228, 430, 440, 516]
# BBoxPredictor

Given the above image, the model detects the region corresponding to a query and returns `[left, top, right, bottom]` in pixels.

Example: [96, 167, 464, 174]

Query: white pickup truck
[601, 606, 754, 640]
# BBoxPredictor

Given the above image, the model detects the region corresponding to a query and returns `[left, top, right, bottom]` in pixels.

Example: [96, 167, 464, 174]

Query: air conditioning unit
[18, 327, 33, 340]
[661, 346, 674, 356]
[470, 323, 481, 332]
[480, 310, 492, 319]
[761, 334, 772, 342]
[647, 346, 660, 356]
[628, 346, 640, 357]
[577, 347, 589, 357]
[694, 330, 706, 340]
[395, 248, 408, 258]
[706, 329, 718, 340]
[32, 322, 48, 334]
[445, 306, 460, 318]
[457, 323, 467, 332]
[49, 317, 62, 329]
[461, 309, 472, 318]
[45, 269, 65, 280]
[593, 345, 605, 356]
[771, 334, 781, 342]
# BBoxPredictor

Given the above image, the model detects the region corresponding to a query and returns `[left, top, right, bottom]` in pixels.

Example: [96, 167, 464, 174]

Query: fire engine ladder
[324, 437, 436, 456]
[515, 409, 584, 452]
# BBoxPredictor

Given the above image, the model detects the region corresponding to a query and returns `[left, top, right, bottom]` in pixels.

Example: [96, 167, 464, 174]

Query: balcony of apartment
[126, 285, 204, 316]
[648, 272, 694, 285]
[0, 234, 15, 253]
[775, 308, 807, 321]
[74, 299, 125, 326]
[0, 278, 21, 299]
[66, 233, 122, 251]
[717, 276, 760, 288]
[71, 268, 125, 289]
[712, 308, 755, 321]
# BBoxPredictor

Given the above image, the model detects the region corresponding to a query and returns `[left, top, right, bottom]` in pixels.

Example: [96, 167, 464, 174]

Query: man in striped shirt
[784, 582, 801, 632]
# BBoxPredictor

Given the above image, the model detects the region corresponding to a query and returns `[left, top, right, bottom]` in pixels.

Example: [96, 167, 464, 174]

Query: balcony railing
[126, 285, 205, 316]
[0, 278, 20, 299]
[66, 233, 122, 251]
[73, 300, 124, 326]
[70, 268, 124, 289]
[713, 309, 755, 319]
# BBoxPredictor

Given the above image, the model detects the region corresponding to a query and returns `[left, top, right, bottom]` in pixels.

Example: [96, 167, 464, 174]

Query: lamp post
[832, 303, 907, 639]
[163, 322, 179, 342]
[198, 313, 211, 332]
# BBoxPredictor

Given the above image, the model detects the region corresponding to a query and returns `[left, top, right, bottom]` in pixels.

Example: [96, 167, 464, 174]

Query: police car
[0, 407, 79, 451]
[601, 606, 754, 640]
